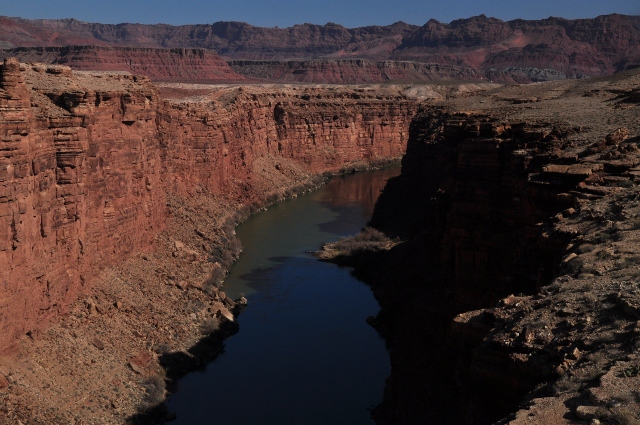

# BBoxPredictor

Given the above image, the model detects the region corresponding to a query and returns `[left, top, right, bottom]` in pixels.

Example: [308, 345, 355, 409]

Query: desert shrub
[328, 227, 395, 255]
[613, 407, 640, 425]
[138, 374, 166, 413]
[593, 232, 613, 244]
[596, 249, 614, 260]
[577, 243, 595, 253]
[553, 375, 583, 394]
[565, 256, 585, 274]
[203, 266, 227, 295]
[200, 318, 220, 335]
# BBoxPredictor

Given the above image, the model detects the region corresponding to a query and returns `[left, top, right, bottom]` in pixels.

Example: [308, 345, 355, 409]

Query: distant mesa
[1, 14, 639, 83]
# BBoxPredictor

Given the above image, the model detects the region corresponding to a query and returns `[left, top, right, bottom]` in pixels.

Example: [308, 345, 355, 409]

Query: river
[166, 168, 398, 424]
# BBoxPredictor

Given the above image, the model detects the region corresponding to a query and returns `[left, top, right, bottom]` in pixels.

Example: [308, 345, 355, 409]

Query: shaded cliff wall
[0, 59, 416, 354]
[229, 59, 484, 84]
[365, 109, 583, 424]
[372, 110, 573, 310]
[229, 59, 571, 84]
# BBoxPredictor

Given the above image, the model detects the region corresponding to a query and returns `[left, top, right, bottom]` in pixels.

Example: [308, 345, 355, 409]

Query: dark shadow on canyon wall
[335, 109, 578, 424]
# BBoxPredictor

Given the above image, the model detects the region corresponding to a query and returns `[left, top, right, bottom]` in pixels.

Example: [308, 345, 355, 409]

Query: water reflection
[318, 168, 399, 235]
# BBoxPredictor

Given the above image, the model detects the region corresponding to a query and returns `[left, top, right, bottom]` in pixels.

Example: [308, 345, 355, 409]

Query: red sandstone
[0, 58, 416, 355]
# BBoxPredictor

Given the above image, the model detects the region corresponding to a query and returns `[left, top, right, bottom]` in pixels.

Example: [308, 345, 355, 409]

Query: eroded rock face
[229, 59, 485, 84]
[393, 14, 640, 77]
[0, 18, 418, 60]
[0, 59, 165, 353]
[0, 59, 416, 354]
[2, 14, 640, 82]
[0, 45, 247, 82]
[365, 112, 576, 424]
[355, 72, 640, 424]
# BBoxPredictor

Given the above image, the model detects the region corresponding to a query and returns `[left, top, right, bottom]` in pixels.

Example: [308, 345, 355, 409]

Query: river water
[166, 168, 398, 424]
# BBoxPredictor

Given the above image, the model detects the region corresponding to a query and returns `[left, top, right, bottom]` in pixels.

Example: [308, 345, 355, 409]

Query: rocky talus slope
[321, 70, 640, 424]
[0, 58, 417, 424]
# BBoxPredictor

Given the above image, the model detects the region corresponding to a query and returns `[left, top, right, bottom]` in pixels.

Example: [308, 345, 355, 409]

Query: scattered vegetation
[623, 365, 640, 378]
[613, 407, 640, 425]
[553, 375, 585, 394]
[577, 243, 595, 253]
[138, 374, 167, 413]
[199, 318, 220, 335]
[321, 227, 398, 258]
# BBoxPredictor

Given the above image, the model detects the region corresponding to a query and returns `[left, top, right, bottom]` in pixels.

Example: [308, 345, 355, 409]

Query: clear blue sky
[2, 0, 639, 28]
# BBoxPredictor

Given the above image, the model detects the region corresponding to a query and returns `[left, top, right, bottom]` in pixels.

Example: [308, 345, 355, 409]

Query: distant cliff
[2, 14, 640, 82]
[0, 45, 247, 82]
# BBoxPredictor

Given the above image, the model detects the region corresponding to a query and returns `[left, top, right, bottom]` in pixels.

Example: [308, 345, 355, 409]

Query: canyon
[0, 57, 416, 423]
[0, 17, 640, 424]
[2, 14, 640, 83]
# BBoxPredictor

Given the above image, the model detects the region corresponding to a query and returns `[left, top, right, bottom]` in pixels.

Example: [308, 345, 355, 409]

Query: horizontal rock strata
[0, 45, 247, 82]
[3, 14, 640, 82]
[0, 58, 416, 356]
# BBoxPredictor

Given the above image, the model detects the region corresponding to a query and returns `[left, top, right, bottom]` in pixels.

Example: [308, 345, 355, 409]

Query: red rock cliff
[0, 59, 416, 353]
[0, 45, 247, 82]
[0, 59, 165, 353]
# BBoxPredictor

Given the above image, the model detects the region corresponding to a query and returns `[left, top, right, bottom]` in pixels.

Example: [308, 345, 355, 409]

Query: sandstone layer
[0, 45, 247, 82]
[228, 59, 483, 83]
[322, 70, 640, 424]
[0, 18, 417, 60]
[0, 58, 417, 423]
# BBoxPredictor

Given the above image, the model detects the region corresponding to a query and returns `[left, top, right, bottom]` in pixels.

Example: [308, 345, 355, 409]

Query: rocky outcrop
[0, 59, 416, 356]
[360, 111, 576, 424]
[0, 45, 247, 82]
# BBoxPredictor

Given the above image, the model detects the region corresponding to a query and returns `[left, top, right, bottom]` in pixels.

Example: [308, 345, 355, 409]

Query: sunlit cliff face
[0, 59, 417, 353]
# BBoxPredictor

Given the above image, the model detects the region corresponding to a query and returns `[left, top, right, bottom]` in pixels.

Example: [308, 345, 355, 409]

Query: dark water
[166, 168, 399, 425]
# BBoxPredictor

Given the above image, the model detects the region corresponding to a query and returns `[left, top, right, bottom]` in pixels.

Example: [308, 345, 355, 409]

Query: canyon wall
[353, 72, 640, 424]
[0, 45, 247, 82]
[0, 58, 165, 354]
[229, 59, 572, 84]
[360, 110, 574, 423]
[229, 59, 484, 84]
[2, 14, 640, 82]
[0, 58, 416, 354]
